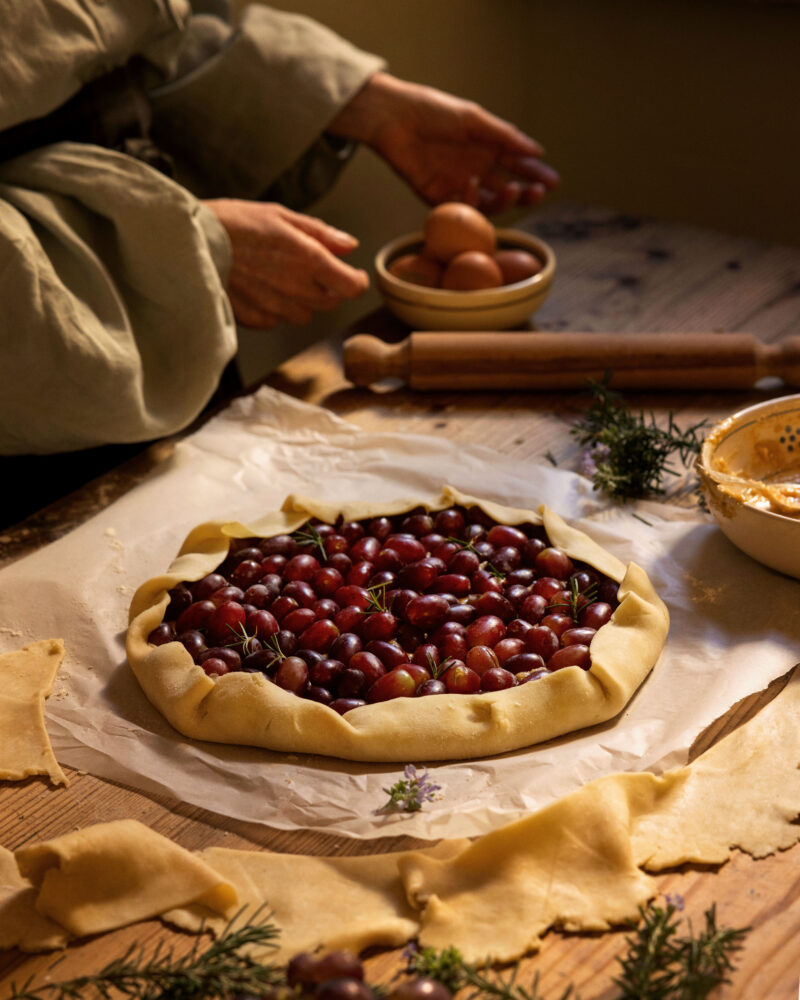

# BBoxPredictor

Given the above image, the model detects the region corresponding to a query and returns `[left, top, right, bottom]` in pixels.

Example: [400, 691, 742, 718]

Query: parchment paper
[1, 387, 798, 840]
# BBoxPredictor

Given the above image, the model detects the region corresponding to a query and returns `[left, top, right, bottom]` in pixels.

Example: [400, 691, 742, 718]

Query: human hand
[203, 200, 369, 328]
[328, 72, 559, 214]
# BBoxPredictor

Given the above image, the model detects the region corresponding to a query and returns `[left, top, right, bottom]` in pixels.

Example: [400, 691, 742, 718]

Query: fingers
[286, 211, 361, 257]
[205, 200, 370, 329]
[498, 153, 560, 190]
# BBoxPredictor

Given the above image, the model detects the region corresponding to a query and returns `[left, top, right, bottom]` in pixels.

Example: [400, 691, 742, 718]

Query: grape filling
[149, 505, 620, 713]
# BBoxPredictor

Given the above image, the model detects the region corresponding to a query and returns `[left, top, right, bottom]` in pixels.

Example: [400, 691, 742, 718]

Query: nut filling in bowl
[698, 394, 800, 578]
[126, 487, 668, 762]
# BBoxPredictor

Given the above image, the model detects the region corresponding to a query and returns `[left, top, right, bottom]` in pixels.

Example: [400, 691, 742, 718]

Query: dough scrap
[164, 840, 468, 963]
[0, 845, 68, 952]
[631, 670, 800, 868]
[1, 675, 799, 960]
[0, 639, 67, 786]
[400, 672, 800, 963]
[126, 486, 669, 762]
[15, 819, 238, 938]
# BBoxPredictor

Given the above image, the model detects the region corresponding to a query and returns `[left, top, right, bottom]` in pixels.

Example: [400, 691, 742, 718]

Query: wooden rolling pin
[343, 331, 800, 390]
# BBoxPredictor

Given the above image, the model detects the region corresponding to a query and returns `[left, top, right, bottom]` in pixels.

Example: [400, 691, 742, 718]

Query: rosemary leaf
[11, 911, 284, 1000]
[571, 375, 707, 501]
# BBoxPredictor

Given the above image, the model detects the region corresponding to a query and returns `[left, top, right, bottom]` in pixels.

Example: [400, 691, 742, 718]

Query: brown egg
[441, 251, 504, 291]
[494, 249, 543, 284]
[388, 252, 443, 288]
[423, 202, 496, 262]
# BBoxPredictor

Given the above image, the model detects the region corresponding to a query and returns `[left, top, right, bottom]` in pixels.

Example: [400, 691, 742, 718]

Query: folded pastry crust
[126, 487, 669, 761]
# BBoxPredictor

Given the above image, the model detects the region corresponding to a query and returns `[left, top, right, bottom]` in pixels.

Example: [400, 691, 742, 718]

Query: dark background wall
[233, 0, 800, 382]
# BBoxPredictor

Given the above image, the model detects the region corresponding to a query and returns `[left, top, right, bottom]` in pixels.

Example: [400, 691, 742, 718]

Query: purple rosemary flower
[377, 764, 442, 813]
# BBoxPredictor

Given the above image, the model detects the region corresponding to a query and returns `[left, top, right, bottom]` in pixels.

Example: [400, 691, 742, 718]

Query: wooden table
[2, 203, 800, 998]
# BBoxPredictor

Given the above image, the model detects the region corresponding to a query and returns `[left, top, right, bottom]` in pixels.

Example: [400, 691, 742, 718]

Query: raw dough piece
[0, 639, 67, 785]
[632, 670, 800, 867]
[399, 774, 669, 962]
[164, 840, 468, 963]
[15, 819, 237, 937]
[2, 674, 799, 960]
[400, 671, 800, 963]
[126, 487, 669, 761]
[0, 845, 68, 952]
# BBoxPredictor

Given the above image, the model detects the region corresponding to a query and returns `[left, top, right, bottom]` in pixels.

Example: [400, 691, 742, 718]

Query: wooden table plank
[2, 202, 800, 997]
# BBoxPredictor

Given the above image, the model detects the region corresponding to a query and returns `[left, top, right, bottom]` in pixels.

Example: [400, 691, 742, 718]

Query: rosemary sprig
[225, 620, 261, 657]
[10, 910, 284, 1000]
[291, 524, 327, 562]
[485, 564, 507, 581]
[446, 536, 479, 553]
[366, 581, 390, 613]
[410, 902, 747, 1000]
[261, 632, 287, 670]
[378, 764, 442, 813]
[614, 903, 748, 1000]
[407, 944, 571, 1000]
[427, 652, 455, 680]
[571, 375, 707, 501]
[548, 578, 597, 619]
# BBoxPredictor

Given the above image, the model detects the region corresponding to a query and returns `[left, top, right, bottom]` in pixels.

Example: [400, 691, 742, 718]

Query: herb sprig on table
[378, 764, 442, 813]
[570, 375, 707, 500]
[10, 911, 283, 1000]
[408, 903, 748, 1000]
[10, 902, 747, 1000]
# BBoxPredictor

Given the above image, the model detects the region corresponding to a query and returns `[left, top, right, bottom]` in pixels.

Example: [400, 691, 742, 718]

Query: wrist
[327, 70, 402, 147]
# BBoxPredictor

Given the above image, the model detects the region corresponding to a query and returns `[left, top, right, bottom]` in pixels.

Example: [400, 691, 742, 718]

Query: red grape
[442, 662, 481, 694]
[487, 524, 527, 548]
[349, 651, 385, 686]
[466, 644, 500, 675]
[176, 599, 216, 633]
[201, 657, 230, 677]
[312, 566, 344, 596]
[298, 618, 339, 653]
[329, 632, 362, 663]
[360, 610, 398, 642]
[480, 666, 516, 691]
[284, 553, 320, 582]
[368, 667, 416, 701]
[405, 594, 450, 629]
[548, 644, 591, 670]
[580, 602, 614, 629]
[535, 547, 574, 580]
[275, 656, 309, 693]
[561, 626, 596, 647]
[540, 613, 573, 637]
[434, 507, 465, 536]
[147, 623, 174, 646]
[465, 614, 506, 648]
[282, 607, 317, 634]
[330, 697, 366, 714]
[524, 625, 559, 660]
[492, 637, 526, 664]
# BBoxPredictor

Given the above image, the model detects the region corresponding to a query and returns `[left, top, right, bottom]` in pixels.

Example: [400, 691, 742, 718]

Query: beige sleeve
[149, 4, 386, 200]
[0, 143, 236, 455]
[0, 0, 190, 132]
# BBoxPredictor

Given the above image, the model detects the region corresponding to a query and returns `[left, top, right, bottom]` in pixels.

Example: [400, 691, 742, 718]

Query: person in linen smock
[0, 0, 558, 457]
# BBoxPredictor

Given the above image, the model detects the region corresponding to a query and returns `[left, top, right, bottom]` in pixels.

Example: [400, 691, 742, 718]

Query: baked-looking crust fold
[126, 487, 669, 761]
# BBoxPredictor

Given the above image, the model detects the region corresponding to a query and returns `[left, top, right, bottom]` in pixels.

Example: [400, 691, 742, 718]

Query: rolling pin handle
[774, 337, 800, 387]
[343, 334, 411, 386]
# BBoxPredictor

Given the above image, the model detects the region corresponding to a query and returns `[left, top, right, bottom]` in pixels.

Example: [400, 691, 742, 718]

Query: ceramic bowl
[697, 394, 800, 578]
[374, 228, 556, 331]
